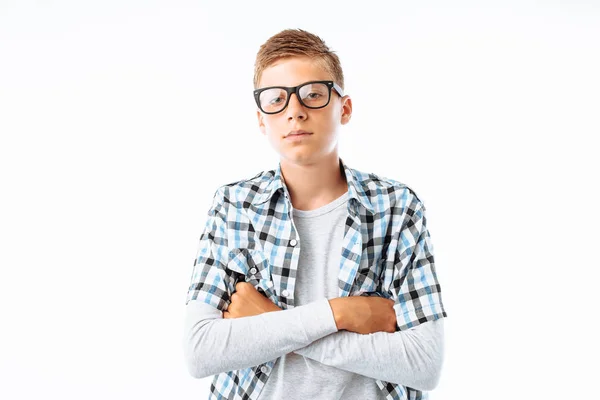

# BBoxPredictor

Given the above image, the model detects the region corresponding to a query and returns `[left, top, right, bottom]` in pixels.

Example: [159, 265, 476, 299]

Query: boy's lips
[285, 130, 312, 138]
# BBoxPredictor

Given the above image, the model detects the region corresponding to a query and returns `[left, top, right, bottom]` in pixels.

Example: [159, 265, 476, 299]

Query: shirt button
[282, 289, 290, 297]
[260, 365, 270, 373]
[249, 267, 257, 275]
[289, 239, 297, 246]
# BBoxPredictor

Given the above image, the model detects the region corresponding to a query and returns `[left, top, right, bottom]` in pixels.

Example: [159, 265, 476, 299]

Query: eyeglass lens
[259, 82, 330, 113]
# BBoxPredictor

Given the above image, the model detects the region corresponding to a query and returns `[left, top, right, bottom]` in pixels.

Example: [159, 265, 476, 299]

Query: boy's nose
[286, 93, 307, 121]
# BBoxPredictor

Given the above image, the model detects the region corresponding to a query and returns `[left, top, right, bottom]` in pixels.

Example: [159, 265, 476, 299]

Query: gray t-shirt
[258, 190, 383, 399]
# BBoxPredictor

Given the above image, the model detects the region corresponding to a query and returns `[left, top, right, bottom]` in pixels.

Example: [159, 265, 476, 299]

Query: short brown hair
[253, 29, 344, 90]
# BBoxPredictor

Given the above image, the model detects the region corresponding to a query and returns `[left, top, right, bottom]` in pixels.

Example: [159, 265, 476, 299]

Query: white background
[1, 1, 599, 399]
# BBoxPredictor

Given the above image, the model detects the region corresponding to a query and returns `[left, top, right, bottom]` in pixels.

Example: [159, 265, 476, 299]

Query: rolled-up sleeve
[185, 186, 232, 311]
[385, 198, 447, 331]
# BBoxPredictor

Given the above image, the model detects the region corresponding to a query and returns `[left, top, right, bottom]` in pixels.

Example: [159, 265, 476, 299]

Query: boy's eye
[300, 83, 328, 102]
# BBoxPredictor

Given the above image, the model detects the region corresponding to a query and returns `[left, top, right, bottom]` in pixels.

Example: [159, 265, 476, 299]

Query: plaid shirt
[186, 158, 447, 400]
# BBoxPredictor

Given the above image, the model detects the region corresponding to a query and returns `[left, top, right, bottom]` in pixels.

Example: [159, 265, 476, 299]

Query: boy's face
[256, 56, 352, 166]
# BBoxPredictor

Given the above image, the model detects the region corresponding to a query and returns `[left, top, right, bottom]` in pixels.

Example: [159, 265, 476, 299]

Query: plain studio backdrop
[1, 1, 598, 399]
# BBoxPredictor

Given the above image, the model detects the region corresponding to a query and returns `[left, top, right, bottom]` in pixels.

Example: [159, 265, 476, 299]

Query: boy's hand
[223, 281, 282, 319]
[329, 296, 397, 334]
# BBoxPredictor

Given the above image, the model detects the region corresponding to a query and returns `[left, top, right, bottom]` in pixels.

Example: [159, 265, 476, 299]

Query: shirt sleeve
[185, 186, 234, 310]
[292, 318, 445, 391]
[384, 198, 447, 331]
[183, 298, 339, 379]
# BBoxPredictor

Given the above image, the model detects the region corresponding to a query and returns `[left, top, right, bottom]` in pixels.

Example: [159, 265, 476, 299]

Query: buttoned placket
[256, 190, 299, 381]
[282, 190, 299, 304]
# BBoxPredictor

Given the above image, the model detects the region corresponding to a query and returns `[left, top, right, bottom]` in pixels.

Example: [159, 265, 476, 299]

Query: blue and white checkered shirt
[186, 157, 447, 399]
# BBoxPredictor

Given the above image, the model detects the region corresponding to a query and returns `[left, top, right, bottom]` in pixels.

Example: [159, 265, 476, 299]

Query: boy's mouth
[285, 130, 312, 138]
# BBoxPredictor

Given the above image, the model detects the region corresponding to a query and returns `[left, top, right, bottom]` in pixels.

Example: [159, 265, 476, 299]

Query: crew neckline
[292, 190, 349, 219]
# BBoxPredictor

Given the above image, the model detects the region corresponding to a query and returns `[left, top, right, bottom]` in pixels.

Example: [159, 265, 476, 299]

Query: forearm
[292, 317, 445, 391]
[183, 297, 338, 379]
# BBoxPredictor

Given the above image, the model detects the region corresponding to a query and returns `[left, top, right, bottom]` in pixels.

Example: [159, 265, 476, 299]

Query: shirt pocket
[350, 255, 385, 296]
[226, 248, 277, 303]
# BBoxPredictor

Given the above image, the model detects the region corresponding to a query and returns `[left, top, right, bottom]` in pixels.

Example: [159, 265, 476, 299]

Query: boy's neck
[280, 153, 348, 211]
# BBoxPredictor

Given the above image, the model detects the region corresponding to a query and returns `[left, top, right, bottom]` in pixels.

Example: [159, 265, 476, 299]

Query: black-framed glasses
[253, 80, 344, 115]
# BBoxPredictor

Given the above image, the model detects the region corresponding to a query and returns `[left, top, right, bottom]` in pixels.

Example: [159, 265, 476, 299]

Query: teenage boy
[183, 28, 448, 400]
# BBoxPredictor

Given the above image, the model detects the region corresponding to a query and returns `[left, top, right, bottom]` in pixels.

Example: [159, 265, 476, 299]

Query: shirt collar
[251, 157, 375, 215]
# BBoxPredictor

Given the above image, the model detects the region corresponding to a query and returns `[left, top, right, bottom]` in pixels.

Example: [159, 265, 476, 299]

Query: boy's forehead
[258, 56, 333, 88]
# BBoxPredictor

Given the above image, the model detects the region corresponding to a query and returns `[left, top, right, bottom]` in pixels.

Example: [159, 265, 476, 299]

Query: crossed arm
[291, 314, 444, 390]
[184, 282, 444, 390]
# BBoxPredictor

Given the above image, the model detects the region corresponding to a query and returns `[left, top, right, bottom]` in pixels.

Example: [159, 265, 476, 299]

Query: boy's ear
[257, 110, 266, 135]
[340, 95, 353, 125]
